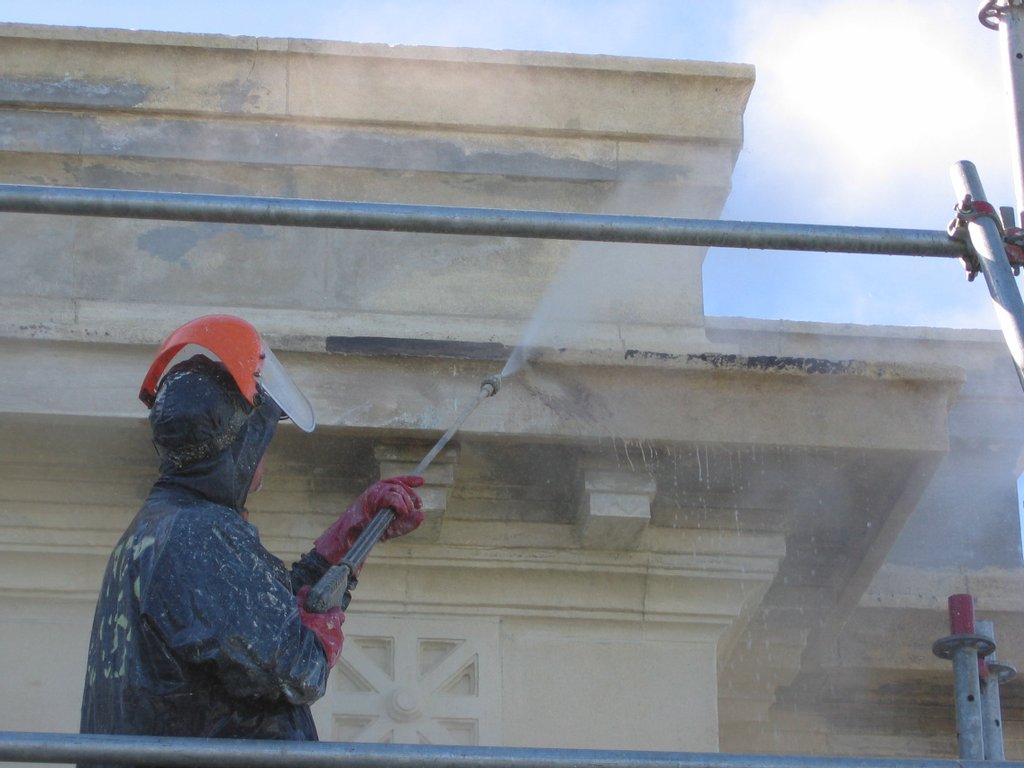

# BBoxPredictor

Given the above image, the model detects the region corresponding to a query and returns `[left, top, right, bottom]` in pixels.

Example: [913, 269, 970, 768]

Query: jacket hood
[149, 355, 281, 512]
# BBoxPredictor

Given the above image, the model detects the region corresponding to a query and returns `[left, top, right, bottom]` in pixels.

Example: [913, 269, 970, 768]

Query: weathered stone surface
[0, 20, 752, 351]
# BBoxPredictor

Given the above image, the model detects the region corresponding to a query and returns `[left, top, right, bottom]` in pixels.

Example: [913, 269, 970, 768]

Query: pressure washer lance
[305, 374, 502, 613]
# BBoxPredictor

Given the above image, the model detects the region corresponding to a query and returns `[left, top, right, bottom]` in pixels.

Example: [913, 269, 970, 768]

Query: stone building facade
[1, 22, 1023, 762]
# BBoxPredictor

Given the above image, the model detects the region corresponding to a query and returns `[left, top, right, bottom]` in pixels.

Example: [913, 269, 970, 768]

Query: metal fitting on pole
[949, 161, 1024, 391]
[932, 594, 995, 760]
[481, 374, 502, 397]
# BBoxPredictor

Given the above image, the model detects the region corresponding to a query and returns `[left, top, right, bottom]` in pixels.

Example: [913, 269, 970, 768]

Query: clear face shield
[256, 344, 316, 432]
[140, 315, 317, 433]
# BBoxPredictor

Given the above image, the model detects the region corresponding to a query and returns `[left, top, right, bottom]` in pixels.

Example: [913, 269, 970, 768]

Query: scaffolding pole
[981, 0, 1024, 220]
[950, 161, 1024, 388]
[0, 731, 1016, 768]
[0, 183, 968, 257]
[977, 620, 1015, 762]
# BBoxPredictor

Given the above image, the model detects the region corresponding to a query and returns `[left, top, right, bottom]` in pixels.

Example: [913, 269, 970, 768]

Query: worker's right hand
[297, 585, 345, 668]
[313, 476, 425, 565]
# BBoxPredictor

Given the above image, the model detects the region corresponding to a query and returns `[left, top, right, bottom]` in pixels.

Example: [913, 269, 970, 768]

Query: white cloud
[731, 0, 1015, 224]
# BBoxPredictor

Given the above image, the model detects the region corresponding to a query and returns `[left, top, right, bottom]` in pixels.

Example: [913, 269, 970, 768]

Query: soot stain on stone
[0, 76, 149, 108]
[137, 223, 274, 263]
[625, 349, 865, 376]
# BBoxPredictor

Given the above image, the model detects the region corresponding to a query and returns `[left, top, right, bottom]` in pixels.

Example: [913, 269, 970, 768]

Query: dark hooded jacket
[79, 356, 331, 757]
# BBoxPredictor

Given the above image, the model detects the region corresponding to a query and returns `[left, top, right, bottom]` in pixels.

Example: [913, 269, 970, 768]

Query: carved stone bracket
[576, 467, 656, 550]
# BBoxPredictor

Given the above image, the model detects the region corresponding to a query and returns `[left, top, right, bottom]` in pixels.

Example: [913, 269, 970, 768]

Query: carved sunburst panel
[313, 615, 502, 745]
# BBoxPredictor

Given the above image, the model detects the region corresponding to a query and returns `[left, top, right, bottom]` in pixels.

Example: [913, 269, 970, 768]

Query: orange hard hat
[139, 314, 316, 432]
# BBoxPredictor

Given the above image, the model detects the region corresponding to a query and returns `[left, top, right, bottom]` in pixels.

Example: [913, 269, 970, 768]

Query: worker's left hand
[314, 476, 425, 564]
[297, 586, 345, 668]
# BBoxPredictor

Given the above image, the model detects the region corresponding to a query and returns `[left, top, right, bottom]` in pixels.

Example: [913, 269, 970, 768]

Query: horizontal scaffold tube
[0, 731, 1011, 768]
[0, 183, 968, 257]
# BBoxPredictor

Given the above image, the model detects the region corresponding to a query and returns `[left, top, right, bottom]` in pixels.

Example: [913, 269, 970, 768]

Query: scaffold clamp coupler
[978, 1, 1024, 32]
[1002, 226, 1024, 275]
[948, 195, 1005, 280]
[980, 0, 1004, 31]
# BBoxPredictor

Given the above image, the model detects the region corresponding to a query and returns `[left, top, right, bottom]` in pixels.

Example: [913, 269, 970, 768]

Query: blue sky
[0, 1, 1016, 329]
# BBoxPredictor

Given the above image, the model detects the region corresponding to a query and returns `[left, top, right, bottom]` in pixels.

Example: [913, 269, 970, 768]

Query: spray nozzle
[481, 374, 502, 397]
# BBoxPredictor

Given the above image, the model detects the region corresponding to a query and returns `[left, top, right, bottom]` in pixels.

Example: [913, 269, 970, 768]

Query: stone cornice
[0, 331, 961, 452]
[0, 22, 753, 143]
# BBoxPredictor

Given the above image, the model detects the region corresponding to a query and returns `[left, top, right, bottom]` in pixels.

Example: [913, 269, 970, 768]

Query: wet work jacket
[79, 357, 332, 758]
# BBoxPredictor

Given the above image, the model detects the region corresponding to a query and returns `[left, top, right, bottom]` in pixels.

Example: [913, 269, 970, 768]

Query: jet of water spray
[499, 271, 568, 378]
[500, 343, 528, 378]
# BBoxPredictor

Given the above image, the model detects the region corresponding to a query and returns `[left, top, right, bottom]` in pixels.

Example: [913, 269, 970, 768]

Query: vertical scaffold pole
[981, 0, 1024, 219]
[976, 619, 1018, 760]
[950, 161, 1024, 389]
[932, 594, 993, 760]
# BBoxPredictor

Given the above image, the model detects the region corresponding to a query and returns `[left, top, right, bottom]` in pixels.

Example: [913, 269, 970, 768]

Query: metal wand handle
[305, 376, 500, 613]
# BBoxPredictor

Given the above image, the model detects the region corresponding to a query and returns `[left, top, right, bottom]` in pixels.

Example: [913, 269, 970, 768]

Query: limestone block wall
[0, 22, 753, 355]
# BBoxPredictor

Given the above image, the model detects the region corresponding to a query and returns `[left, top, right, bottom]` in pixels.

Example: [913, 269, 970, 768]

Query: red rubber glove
[314, 476, 425, 564]
[297, 585, 345, 668]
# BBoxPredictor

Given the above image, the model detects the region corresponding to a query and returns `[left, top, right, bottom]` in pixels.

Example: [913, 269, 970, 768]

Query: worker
[79, 315, 424, 747]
